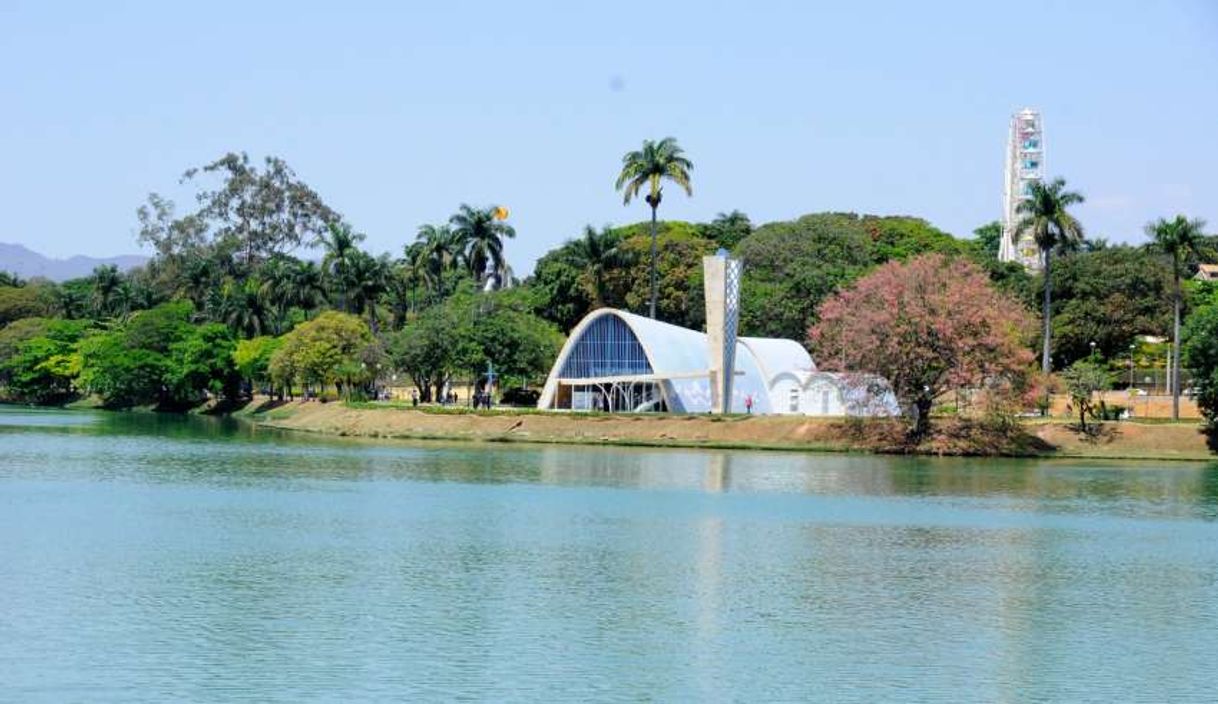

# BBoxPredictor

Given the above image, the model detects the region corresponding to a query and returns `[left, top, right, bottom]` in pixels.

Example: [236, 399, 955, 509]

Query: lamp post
[1128, 343, 1135, 390]
[1089, 341, 1097, 359]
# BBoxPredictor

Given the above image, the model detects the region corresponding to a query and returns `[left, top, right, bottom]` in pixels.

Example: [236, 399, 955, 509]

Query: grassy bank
[237, 400, 1216, 461]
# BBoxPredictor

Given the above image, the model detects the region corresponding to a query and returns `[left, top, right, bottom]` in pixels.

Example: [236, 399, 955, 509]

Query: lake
[2, 407, 1217, 702]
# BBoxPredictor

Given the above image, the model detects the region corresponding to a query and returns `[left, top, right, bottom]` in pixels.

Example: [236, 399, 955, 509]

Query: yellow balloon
[493, 205, 510, 220]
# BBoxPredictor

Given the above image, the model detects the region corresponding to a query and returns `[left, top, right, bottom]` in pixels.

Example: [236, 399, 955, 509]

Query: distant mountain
[0, 243, 148, 282]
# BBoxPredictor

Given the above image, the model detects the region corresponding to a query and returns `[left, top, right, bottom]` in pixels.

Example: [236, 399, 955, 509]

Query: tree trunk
[649, 205, 658, 319]
[1041, 247, 1053, 374]
[1172, 270, 1182, 421]
[911, 397, 933, 442]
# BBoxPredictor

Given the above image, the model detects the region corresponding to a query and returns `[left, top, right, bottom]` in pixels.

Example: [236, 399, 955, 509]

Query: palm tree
[90, 265, 123, 318]
[53, 286, 87, 319]
[707, 210, 752, 249]
[257, 256, 294, 331]
[449, 204, 515, 289]
[1146, 215, 1209, 421]
[219, 278, 271, 339]
[570, 225, 623, 308]
[615, 137, 693, 319]
[1012, 177, 1085, 373]
[284, 260, 327, 317]
[318, 222, 366, 312]
[416, 224, 462, 298]
[345, 251, 391, 333]
[395, 243, 434, 320]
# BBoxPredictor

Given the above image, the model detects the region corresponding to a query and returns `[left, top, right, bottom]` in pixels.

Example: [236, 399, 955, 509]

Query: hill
[0, 242, 147, 281]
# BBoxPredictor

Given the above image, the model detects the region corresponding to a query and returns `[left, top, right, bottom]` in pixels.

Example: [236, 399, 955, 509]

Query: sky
[2, 0, 1216, 275]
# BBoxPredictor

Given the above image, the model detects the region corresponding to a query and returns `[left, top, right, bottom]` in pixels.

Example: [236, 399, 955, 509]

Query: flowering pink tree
[810, 254, 1034, 438]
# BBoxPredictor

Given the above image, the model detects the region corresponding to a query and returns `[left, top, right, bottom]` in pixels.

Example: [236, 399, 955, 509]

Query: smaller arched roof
[739, 337, 815, 383]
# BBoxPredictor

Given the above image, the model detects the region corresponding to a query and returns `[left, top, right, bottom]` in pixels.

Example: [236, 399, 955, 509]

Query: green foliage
[614, 137, 693, 207]
[0, 317, 52, 366]
[233, 336, 282, 388]
[972, 221, 1004, 260]
[449, 204, 516, 287]
[862, 215, 970, 263]
[1182, 290, 1218, 428]
[269, 311, 374, 396]
[0, 319, 89, 404]
[529, 245, 591, 332]
[1045, 246, 1173, 365]
[1061, 359, 1112, 431]
[701, 210, 752, 250]
[164, 323, 240, 406]
[389, 288, 563, 400]
[77, 302, 194, 408]
[735, 213, 875, 340]
[0, 283, 55, 326]
[604, 223, 713, 329]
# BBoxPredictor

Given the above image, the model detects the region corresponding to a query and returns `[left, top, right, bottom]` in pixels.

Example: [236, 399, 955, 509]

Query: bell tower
[703, 250, 743, 413]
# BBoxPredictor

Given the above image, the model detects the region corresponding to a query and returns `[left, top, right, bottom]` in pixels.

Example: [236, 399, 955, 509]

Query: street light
[1128, 343, 1136, 390]
[1089, 340, 1097, 359]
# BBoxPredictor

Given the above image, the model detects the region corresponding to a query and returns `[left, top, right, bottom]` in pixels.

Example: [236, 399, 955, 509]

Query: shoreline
[234, 400, 1217, 462]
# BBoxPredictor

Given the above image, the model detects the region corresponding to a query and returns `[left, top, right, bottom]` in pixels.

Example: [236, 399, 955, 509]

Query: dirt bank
[241, 401, 1216, 460]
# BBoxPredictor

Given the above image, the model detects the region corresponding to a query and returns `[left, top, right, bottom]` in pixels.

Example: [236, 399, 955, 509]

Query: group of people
[471, 390, 494, 410]
[407, 388, 494, 409]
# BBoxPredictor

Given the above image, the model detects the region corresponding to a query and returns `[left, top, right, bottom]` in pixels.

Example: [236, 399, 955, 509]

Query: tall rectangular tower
[703, 251, 742, 414]
[999, 108, 1044, 269]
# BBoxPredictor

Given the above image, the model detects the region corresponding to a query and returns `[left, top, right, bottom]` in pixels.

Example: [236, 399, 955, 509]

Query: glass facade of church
[558, 314, 652, 379]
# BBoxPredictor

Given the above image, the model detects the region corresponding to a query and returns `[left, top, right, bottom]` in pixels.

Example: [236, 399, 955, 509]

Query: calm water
[2, 408, 1218, 702]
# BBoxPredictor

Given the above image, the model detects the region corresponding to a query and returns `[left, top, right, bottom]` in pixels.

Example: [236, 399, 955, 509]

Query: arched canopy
[538, 309, 777, 413]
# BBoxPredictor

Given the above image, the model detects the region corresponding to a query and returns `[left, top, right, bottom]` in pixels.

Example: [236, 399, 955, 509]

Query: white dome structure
[536, 308, 898, 416]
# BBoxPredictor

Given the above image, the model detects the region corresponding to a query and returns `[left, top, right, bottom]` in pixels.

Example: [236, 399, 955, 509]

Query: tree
[182, 152, 342, 266]
[703, 210, 752, 250]
[810, 254, 1034, 439]
[569, 225, 624, 308]
[528, 245, 592, 332]
[1012, 177, 1086, 373]
[285, 259, 327, 316]
[233, 336, 282, 395]
[164, 323, 240, 406]
[269, 311, 374, 398]
[1182, 292, 1218, 432]
[0, 283, 55, 326]
[217, 278, 272, 339]
[734, 213, 875, 341]
[1061, 359, 1112, 433]
[449, 204, 515, 289]
[345, 251, 391, 333]
[89, 265, 124, 318]
[388, 287, 562, 400]
[973, 221, 1004, 260]
[602, 223, 712, 329]
[416, 224, 462, 299]
[318, 222, 366, 312]
[389, 301, 470, 401]
[1046, 245, 1173, 366]
[0, 319, 88, 404]
[77, 301, 194, 408]
[615, 137, 693, 319]
[1146, 215, 1210, 421]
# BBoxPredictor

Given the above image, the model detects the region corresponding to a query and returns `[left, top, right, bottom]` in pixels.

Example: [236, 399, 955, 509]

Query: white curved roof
[538, 308, 821, 414]
[739, 337, 816, 379]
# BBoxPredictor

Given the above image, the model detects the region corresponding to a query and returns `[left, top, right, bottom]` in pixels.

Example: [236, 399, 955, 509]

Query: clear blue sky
[2, 0, 1216, 275]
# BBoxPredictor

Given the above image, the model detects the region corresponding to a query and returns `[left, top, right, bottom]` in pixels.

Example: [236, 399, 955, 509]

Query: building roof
[539, 308, 815, 414]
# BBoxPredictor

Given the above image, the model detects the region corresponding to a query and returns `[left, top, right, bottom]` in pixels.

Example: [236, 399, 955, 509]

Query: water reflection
[3, 407, 1218, 522]
[3, 408, 1218, 701]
